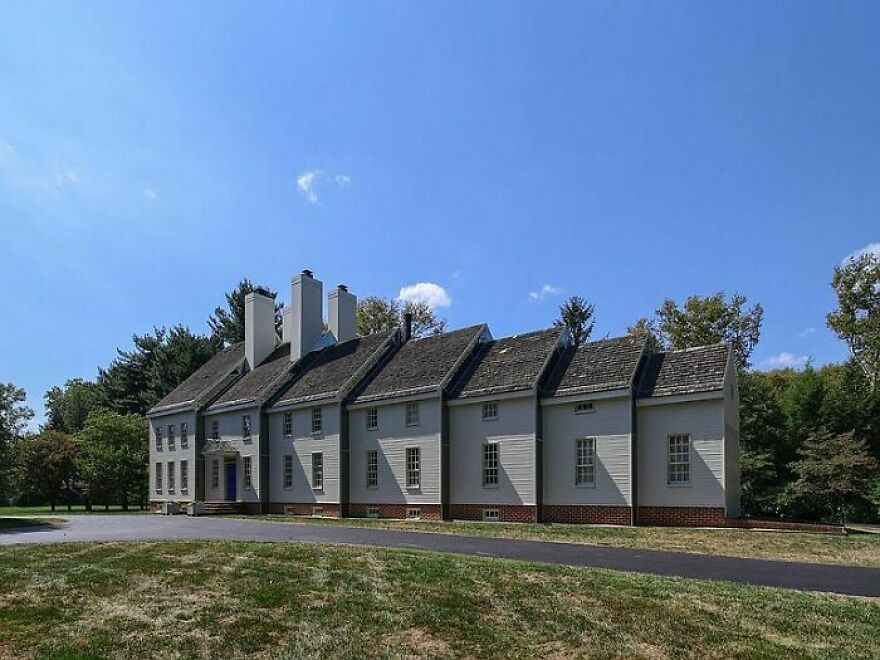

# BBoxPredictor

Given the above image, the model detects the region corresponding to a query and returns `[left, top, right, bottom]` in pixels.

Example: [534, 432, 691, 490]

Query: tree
[627, 317, 660, 352]
[0, 383, 34, 503]
[789, 429, 878, 525]
[75, 411, 149, 511]
[44, 378, 106, 434]
[654, 292, 763, 368]
[781, 364, 825, 449]
[827, 252, 880, 391]
[356, 297, 447, 338]
[14, 431, 79, 511]
[208, 279, 282, 345]
[554, 296, 595, 347]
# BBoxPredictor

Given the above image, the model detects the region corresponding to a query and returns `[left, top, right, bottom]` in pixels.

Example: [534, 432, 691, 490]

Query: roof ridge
[659, 342, 729, 355]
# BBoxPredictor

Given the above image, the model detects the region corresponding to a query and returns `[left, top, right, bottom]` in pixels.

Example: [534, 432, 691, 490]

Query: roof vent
[302, 269, 313, 278]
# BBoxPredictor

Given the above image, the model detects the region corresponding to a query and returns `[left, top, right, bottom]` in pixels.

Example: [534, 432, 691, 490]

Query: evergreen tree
[208, 279, 282, 345]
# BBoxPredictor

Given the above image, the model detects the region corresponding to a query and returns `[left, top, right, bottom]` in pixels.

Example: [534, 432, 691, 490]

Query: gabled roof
[148, 342, 246, 415]
[543, 335, 646, 398]
[270, 331, 396, 408]
[451, 327, 564, 399]
[636, 343, 729, 398]
[206, 343, 293, 411]
[350, 325, 485, 404]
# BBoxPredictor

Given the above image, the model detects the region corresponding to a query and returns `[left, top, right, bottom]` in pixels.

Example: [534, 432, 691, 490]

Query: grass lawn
[240, 515, 880, 568]
[0, 505, 148, 516]
[0, 541, 877, 658]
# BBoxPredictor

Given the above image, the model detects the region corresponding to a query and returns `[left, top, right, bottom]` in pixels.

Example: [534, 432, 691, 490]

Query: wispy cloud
[296, 169, 322, 204]
[842, 242, 880, 265]
[528, 284, 562, 301]
[398, 282, 452, 309]
[0, 137, 84, 195]
[760, 352, 809, 370]
[335, 173, 351, 188]
[798, 327, 816, 338]
[143, 188, 157, 200]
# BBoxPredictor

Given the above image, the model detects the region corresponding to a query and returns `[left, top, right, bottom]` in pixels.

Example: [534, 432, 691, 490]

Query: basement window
[483, 508, 500, 522]
[312, 506, 324, 517]
[366, 507, 380, 519]
[407, 508, 421, 520]
[575, 402, 595, 415]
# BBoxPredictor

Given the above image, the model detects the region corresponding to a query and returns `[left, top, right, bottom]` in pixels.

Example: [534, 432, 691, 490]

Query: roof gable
[207, 343, 293, 410]
[149, 342, 245, 414]
[543, 335, 645, 397]
[636, 343, 729, 398]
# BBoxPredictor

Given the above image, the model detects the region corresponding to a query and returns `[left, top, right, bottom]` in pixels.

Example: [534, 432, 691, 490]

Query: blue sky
[1, 1, 878, 425]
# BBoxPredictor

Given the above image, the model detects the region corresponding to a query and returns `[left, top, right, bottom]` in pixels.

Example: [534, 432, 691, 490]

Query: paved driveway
[2, 515, 879, 597]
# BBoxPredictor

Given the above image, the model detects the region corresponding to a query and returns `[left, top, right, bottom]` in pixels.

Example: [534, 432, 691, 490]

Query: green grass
[239, 514, 880, 568]
[0, 505, 147, 516]
[0, 517, 63, 530]
[0, 541, 876, 658]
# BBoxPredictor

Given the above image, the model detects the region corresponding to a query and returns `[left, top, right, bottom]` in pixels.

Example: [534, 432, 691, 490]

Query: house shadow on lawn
[0, 518, 64, 534]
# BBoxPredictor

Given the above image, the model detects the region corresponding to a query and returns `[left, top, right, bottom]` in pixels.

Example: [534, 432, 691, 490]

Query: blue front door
[225, 462, 237, 501]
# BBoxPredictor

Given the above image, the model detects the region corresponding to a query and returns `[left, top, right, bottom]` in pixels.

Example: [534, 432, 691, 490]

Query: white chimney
[290, 269, 324, 362]
[282, 306, 294, 345]
[328, 284, 357, 343]
[245, 291, 276, 370]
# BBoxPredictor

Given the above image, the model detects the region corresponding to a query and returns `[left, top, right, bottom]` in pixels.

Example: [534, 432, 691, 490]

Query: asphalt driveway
[2, 515, 879, 597]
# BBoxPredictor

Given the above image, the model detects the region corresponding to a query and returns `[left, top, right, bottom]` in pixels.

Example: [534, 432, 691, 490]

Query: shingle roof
[270, 331, 394, 407]
[207, 343, 293, 410]
[543, 335, 646, 397]
[350, 325, 484, 403]
[451, 327, 563, 399]
[637, 343, 729, 398]
[149, 343, 245, 414]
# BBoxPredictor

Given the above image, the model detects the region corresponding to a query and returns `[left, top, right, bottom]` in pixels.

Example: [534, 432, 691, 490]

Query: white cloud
[0, 138, 83, 194]
[335, 174, 351, 188]
[296, 169, 322, 204]
[143, 188, 156, 200]
[528, 284, 562, 300]
[397, 282, 452, 309]
[798, 327, 816, 338]
[760, 352, 809, 370]
[842, 242, 880, 264]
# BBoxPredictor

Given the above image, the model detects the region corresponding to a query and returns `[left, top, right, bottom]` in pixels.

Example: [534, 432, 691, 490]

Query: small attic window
[575, 402, 595, 415]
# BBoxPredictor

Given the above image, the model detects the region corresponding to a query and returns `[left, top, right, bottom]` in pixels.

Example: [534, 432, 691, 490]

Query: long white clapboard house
[147, 270, 740, 526]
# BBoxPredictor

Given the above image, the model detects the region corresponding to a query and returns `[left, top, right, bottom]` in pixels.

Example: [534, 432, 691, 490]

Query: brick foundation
[348, 503, 442, 520]
[450, 504, 537, 523]
[543, 505, 632, 525]
[267, 502, 341, 518]
[636, 506, 728, 527]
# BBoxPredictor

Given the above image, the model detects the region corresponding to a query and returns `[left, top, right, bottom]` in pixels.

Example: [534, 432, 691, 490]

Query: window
[243, 456, 253, 489]
[667, 434, 691, 485]
[155, 462, 162, 493]
[407, 508, 421, 520]
[312, 452, 323, 489]
[366, 450, 378, 488]
[283, 455, 293, 489]
[312, 506, 324, 517]
[180, 422, 188, 448]
[180, 460, 189, 494]
[168, 461, 175, 493]
[211, 419, 220, 440]
[405, 402, 420, 427]
[483, 508, 500, 522]
[311, 407, 322, 434]
[283, 412, 292, 437]
[366, 407, 378, 431]
[482, 402, 499, 421]
[483, 443, 499, 487]
[155, 426, 163, 452]
[575, 402, 595, 415]
[406, 447, 420, 489]
[242, 415, 251, 440]
[211, 459, 220, 489]
[167, 425, 175, 450]
[576, 438, 595, 486]
[366, 507, 380, 519]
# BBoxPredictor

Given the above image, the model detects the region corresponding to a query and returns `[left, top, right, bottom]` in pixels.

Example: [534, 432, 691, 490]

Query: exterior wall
[349, 397, 442, 505]
[542, 395, 632, 506]
[203, 407, 262, 504]
[637, 398, 726, 509]
[449, 396, 537, 506]
[450, 503, 537, 523]
[267, 403, 341, 505]
[149, 411, 198, 504]
[723, 365, 742, 517]
[348, 503, 442, 520]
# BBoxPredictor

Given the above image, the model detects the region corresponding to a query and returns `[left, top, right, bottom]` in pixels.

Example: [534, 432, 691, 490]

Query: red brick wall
[636, 506, 727, 527]
[450, 504, 537, 523]
[267, 502, 341, 518]
[348, 503, 442, 520]
[543, 505, 632, 525]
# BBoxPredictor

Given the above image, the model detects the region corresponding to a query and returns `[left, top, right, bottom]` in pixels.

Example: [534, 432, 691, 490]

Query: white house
[147, 269, 740, 526]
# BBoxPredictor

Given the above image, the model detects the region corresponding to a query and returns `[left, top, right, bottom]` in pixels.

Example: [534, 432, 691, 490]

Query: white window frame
[406, 507, 421, 520]
[211, 459, 220, 490]
[482, 401, 499, 421]
[483, 508, 500, 522]
[155, 462, 162, 493]
[283, 454, 293, 489]
[575, 402, 595, 415]
[366, 506, 380, 519]
[243, 456, 253, 489]
[406, 447, 420, 489]
[283, 412, 293, 437]
[483, 442, 499, 488]
[312, 452, 323, 490]
[575, 438, 596, 487]
[366, 449, 378, 488]
[211, 419, 220, 440]
[242, 414, 252, 440]
[366, 407, 378, 431]
[667, 434, 691, 486]
[180, 460, 189, 494]
[155, 426, 163, 452]
[405, 402, 420, 427]
[167, 424, 175, 451]
[180, 422, 188, 449]
[167, 461, 175, 494]
[311, 407, 322, 435]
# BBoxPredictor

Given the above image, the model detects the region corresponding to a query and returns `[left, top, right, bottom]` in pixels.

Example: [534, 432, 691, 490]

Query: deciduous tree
[356, 297, 447, 338]
[0, 383, 33, 503]
[14, 430, 79, 511]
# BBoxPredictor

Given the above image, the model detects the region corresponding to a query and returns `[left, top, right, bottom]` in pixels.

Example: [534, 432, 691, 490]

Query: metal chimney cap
[301, 269, 313, 278]
[337, 284, 348, 292]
